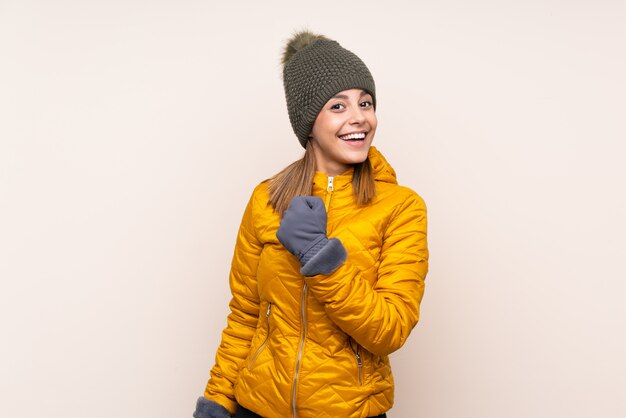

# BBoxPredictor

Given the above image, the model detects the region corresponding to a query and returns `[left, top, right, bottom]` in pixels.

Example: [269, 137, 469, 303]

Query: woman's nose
[349, 106, 366, 124]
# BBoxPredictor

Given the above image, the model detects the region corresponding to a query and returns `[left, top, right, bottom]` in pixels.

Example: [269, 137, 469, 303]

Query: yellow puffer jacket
[203, 147, 428, 418]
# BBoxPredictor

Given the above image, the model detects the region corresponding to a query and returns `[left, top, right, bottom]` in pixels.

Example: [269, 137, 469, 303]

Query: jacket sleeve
[202, 189, 264, 414]
[304, 190, 428, 356]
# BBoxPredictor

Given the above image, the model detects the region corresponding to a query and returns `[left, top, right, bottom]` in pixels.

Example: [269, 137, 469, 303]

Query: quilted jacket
[202, 146, 428, 418]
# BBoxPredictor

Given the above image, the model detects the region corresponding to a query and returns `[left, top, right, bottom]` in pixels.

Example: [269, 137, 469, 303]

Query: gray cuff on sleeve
[300, 237, 347, 276]
[193, 397, 231, 418]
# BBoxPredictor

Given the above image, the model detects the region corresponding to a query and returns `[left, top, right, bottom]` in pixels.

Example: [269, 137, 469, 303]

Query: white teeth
[339, 132, 366, 140]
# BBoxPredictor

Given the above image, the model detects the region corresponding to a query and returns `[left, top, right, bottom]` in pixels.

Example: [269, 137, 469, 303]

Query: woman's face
[309, 88, 377, 176]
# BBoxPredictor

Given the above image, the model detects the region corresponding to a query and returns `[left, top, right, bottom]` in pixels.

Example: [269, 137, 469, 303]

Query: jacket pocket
[248, 302, 272, 369]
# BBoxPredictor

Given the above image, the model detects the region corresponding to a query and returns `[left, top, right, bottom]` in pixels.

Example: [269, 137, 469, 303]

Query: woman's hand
[276, 196, 347, 276]
[193, 397, 232, 418]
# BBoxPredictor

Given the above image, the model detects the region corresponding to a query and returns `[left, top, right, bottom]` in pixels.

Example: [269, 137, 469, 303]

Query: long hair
[268, 142, 376, 217]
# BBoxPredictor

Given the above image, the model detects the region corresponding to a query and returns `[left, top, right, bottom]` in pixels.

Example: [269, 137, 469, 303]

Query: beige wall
[1, 1, 625, 417]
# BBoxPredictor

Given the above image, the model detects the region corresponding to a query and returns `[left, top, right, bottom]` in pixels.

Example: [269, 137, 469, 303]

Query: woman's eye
[360, 100, 373, 107]
[330, 103, 345, 110]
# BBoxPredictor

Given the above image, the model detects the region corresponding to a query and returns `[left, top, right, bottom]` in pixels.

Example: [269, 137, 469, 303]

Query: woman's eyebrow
[331, 91, 370, 99]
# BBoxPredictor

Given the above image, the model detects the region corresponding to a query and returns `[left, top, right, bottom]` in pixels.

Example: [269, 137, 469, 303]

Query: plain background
[1, 1, 625, 417]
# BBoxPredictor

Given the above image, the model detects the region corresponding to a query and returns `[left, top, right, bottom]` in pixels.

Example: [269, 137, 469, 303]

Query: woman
[194, 31, 428, 418]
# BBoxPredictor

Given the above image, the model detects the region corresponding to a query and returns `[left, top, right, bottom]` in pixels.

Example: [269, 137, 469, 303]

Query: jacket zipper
[292, 175, 332, 416]
[325, 176, 334, 210]
[355, 347, 363, 385]
[291, 284, 308, 417]
[248, 302, 272, 369]
[349, 337, 364, 386]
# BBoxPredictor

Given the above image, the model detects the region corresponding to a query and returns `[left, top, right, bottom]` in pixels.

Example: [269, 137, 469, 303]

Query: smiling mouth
[338, 132, 366, 141]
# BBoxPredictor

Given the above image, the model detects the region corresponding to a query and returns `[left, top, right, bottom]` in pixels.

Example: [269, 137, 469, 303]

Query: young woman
[194, 31, 428, 418]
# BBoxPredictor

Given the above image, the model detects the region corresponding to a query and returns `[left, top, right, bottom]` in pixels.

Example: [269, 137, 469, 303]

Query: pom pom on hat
[281, 30, 376, 148]
[281, 30, 329, 67]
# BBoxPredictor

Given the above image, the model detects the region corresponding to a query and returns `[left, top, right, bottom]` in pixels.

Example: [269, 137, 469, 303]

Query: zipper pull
[266, 303, 272, 317]
[327, 176, 334, 192]
[355, 350, 363, 385]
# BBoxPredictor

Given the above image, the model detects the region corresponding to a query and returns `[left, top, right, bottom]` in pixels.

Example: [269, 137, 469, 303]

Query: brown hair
[268, 142, 376, 217]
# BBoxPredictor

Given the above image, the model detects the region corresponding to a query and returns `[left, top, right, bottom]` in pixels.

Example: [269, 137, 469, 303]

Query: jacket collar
[312, 146, 397, 192]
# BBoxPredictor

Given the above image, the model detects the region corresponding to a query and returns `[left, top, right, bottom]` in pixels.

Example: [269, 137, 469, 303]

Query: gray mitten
[193, 397, 231, 418]
[276, 196, 347, 276]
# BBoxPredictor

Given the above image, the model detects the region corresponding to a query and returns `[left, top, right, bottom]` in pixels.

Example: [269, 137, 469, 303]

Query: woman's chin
[341, 144, 371, 163]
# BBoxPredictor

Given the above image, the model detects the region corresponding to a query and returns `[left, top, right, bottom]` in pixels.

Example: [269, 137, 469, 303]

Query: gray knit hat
[282, 31, 376, 148]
